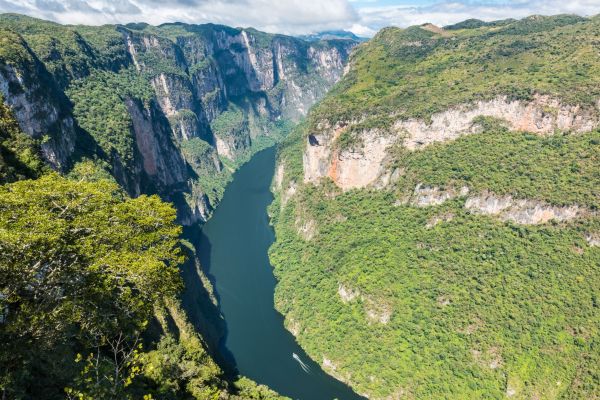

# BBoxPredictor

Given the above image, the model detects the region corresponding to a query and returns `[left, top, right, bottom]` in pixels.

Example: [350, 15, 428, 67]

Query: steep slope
[0, 91, 285, 400]
[0, 13, 356, 224]
[0, 93, 44, 182]
[0, 14, 355, 400]
[271, 15, 600, 399]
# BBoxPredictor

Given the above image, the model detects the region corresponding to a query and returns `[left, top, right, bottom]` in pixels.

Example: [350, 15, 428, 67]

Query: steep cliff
[0, 13, 356, 224]
[271, 15, 600, 399]
[0, 15, 354, 398]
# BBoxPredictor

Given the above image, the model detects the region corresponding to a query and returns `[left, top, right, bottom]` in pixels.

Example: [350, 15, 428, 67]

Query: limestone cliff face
[0, 16, 356, 224]
[398, 95, 600, 150]
[123, 25, 355, 154]
[303, 95, 600, 191]
[0, 53, 76, 171]
[304, 125, 395, 190]
[125, 97, 187, 188]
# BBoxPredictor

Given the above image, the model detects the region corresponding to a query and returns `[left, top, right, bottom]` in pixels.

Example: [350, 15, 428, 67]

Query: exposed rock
[303, 123, 344, 184]
[274, 163, 285, 190]
[322, 356, 354, 389]
[283, 182, 297, 206]
[426, 213, 455, 229]
[285, 316, 301, 337]
[303, 94, 599, 191]
[1, 21, 356, 226]
[585, 233, 600, 247]
[411, 184, 469, 207]
[296, 218, 317, 241]
[273, 163, 297, 206]
[125, 98, 187, 186]
[465, 192, 584, 224]
[338, 283, 360, 303]
[375, 167, 403, 189]
[398, 95, 599, 150]
[304, 126, 396, 190]
[215, 135, 237, 161]
[365, 298, 392, 324]
[0, 61, 76, 171]
[506, 384, 517, 397]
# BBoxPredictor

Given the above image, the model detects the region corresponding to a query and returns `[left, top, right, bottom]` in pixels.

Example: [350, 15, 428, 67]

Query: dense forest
[270, 15, 600, 399]
[0, 95, 285, 399]
[2, 9, 600, 400]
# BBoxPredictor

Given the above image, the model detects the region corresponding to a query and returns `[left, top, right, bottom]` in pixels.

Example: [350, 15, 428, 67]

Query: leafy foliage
[391, 126, 600, 209]
[270, 14, 600, 399]
[271, 183, 600, 398]
[312, 15, 600, 127]
[180, 137, 231, 206]
[142, 301, 286, 400]
[0, 174, 183, 398]
[66, 69, 154, 164]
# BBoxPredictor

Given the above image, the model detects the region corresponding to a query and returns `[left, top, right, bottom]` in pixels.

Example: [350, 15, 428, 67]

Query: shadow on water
[184, 146, 365, 400]
[180, 224, 237, 373]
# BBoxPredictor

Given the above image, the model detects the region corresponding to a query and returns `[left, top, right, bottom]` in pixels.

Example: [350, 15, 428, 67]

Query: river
[194, 147, 364, 399]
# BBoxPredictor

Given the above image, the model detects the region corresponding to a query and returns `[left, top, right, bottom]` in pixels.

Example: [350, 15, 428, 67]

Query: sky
[1, 0, 600, 36]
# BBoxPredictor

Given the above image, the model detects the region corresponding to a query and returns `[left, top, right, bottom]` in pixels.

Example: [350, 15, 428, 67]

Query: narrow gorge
[1, 10, 600, 400]
[0, 13, 357, 399]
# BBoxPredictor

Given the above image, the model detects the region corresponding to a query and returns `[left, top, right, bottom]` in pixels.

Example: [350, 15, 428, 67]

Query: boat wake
[292, 353, 311, 373]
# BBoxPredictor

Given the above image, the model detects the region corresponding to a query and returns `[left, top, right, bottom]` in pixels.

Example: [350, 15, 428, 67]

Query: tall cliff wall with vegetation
[0, 13, 356, 224]
[0, 78, 285, 400]
[271, 14, 600, 399]
[0, 13, 359, 399]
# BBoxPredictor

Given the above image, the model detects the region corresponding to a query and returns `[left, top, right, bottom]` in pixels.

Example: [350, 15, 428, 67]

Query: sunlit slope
[270, 14, 600, 399]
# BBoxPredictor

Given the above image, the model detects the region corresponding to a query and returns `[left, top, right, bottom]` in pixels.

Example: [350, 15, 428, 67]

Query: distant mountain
[300, 30, 368, 42]
[444, 17, 517, 30]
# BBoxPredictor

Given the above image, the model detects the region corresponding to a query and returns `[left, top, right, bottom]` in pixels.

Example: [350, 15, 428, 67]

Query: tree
[0, 174, 183, 399]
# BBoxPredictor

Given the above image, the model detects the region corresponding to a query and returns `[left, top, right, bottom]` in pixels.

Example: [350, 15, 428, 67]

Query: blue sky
[1, 0, 599, 36]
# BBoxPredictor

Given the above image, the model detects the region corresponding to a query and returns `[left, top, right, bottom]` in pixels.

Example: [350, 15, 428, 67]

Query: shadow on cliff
[181, 223, 239, 377]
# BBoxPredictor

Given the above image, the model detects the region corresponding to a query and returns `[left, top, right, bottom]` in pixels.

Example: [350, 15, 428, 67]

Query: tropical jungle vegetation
[270, 14, 600, 399]
[0, 90, 284, 399]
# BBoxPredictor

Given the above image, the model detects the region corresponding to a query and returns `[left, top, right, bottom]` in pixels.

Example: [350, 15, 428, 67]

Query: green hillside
[0, 109, 283, 400]
[271, 15, 600, 399]
[313, 14, 600, 132]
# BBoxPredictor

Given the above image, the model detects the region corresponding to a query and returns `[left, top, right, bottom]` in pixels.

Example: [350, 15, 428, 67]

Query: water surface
[196, 147, 363, 399]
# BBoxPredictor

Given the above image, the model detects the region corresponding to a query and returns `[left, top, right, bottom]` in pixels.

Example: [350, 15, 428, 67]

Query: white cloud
[0, 0, 599, 36]
[355, 0, 600, 34]
[0, 0, 358, 34]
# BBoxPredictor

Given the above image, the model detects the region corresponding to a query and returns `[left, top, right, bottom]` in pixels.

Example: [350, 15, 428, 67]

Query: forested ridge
[2, 10, 600, 400]
[271, 14, 600, 399]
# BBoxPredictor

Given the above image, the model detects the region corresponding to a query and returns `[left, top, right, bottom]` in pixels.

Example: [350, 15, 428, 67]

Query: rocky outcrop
[337, 283, 392, 324]
[585, 233, 600, 247]
[397, 95, 600, 150]
[303, 95, 600, 191]
[304, 125, 396, 189]
[411, 184, 469, 207]
[365, 298, 392, 325]
[465, 192, 585, 224]
[400, 185, 586, 225]
[125, 98, 187, 187]
[338, 283, 360, 303]
[0, 58, 76, 171]
[295, 217, 317, 241]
